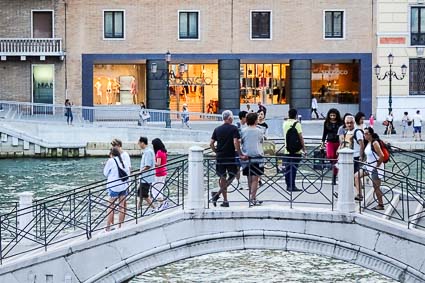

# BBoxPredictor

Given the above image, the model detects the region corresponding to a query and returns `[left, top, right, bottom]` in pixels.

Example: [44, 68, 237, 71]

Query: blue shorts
[414, 126, 422, 133]
[108, 189, 128, 198]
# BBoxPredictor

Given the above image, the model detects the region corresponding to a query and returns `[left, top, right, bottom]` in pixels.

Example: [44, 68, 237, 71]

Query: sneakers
[250, 199, 263, 206]
[372, 204, 384, 210]
[220, 201, 229, 207]
[211, 192, 220, 207]
[156, 200, 169, 211]
[354, 195, 364, 201]
[287, 187, 302, 192]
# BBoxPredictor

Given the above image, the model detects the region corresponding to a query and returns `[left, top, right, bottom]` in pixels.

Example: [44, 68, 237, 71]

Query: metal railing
[0, 38, 63, 56]
[0, 100, 222, 126]
[0, 156, 188, 263]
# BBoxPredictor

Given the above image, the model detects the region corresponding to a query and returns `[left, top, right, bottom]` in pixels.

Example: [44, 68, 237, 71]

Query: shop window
[240, 63, 287, 104]
[104, 10, 124, 39]
[409, 59, 425, 95]
[32, 11, 53, 38]
[311, 63, 359, 104]
[324, 11, 344, 39]
[251, 11, 271, 39]
[93, 64, 146, 105]
[179, 11, 199, 39]
[411, 7, 425, 45]
[168, 64, 218, 113]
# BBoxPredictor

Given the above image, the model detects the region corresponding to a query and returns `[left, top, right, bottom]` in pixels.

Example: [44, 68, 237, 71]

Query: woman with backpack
[354, 127, 385, 210]
[321, 108, 343, 185]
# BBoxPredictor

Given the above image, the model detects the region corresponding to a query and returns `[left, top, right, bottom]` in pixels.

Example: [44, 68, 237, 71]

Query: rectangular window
[409, 59, 425, 95]
[411, 7, 425, 45]
[104, 11, 124, 39]
[32, 11, 53, 38]
[251, 11, 271, 39]
[324, 11, 344, 38]
[179, 11, 199, 39]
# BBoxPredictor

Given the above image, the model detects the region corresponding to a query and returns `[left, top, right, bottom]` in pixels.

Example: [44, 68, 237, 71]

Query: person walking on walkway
[103, 147, 129, 231]
[321, 108, 343, 185]
[354, 127, 385, 210]
[401, 112, 411, 138]
[137, 136, 155, 211]
[369, 114, 375, 128]
[241, 112, 264, 205]
[311, 96, 319, 119]
[210, 110, 245, 207]
[283, 108, 306, 192]
[65, 99, 73, 126]
[181, 104, 191, 129]
[152, 138, 169, 210]
[413, 110, 423, 141]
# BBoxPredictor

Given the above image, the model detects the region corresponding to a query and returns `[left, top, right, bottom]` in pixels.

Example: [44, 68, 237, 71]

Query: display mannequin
[130, 77, 137, 104]
[112, 79, 120, 104]
[94, 79, 102, 104]
[106, 79, 112, 104]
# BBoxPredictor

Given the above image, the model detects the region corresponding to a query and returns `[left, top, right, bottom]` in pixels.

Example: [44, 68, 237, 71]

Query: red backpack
[372, 139, 390, 163]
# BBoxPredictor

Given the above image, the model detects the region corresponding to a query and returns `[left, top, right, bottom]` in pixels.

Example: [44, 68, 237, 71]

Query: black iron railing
[0, 157, 188, 263]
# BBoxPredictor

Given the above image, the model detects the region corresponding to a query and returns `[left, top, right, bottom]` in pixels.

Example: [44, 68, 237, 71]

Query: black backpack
[286, 121, 303, 154]
[113, 158, 129, 181]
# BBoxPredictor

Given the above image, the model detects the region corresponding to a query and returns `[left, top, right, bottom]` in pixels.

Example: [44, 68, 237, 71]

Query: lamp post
[165, 51, 171, 128]
[374, 53, 407, 115]
[151, 51, 172, 128]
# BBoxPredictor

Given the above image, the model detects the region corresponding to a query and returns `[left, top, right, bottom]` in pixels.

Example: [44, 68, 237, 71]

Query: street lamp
[374, 53, 407, 115]
[151, 51, 172, 128]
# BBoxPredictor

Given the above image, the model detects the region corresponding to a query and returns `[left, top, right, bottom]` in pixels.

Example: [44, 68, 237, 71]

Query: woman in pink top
[152, 138, 168, 210]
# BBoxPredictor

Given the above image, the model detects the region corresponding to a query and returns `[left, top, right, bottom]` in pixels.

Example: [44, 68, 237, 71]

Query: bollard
[186, 146, 204, 211]
[18, 192, 34, 244]
[336, 148, 355, 213]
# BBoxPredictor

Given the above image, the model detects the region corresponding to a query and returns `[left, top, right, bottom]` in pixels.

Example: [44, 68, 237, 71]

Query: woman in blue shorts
[103, 147, 129, 231]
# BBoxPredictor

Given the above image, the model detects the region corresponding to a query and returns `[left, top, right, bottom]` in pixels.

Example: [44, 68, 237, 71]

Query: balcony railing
[0, 38, 64, 56]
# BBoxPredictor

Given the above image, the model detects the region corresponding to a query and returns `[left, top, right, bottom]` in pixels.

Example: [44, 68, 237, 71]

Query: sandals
[372, 204, 385, 210]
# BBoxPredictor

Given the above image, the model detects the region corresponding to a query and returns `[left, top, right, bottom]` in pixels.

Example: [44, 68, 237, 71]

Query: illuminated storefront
[240, 63, 289, 104]
[311, 63, 360, 104]
[92, 64, 146, 105]
[168, 63, 218, 112]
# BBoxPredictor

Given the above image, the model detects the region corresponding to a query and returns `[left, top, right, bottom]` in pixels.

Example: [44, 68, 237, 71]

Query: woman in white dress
[354, 127, 385, 210]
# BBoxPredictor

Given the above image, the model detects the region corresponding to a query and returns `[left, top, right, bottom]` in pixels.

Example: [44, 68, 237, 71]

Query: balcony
[0, 38, 64, 58]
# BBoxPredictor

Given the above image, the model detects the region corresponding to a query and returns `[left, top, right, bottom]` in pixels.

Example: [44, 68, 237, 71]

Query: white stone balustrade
[0, 38, 63, 56]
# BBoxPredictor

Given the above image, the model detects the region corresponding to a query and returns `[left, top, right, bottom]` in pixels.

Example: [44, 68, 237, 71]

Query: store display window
[32, 64, 54, 104]
[240, 63, 288, 104]
[93, 64, 146, 105]
[168, 64, 218, 113]
[311, 63, 359, 104]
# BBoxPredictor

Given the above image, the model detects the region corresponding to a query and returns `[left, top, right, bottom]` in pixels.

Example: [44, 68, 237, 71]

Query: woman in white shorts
[354, 127, 385, 210]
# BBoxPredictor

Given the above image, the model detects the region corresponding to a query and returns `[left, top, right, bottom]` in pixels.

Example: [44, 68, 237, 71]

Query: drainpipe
[337, 148, 356, 213]
[186, 146, 204, 210]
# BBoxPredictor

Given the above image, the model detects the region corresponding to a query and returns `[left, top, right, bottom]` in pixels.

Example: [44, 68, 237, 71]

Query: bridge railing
[0, 100, 222, 126]
[357, 160, 425, 230]
[0, 156, 188, 263]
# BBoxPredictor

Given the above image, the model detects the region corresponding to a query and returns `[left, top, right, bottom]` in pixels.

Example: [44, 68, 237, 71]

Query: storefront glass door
[32, 64, 54, 114]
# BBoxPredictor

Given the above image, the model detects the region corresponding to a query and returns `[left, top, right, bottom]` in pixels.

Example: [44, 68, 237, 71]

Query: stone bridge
[0, 148, 425, 283]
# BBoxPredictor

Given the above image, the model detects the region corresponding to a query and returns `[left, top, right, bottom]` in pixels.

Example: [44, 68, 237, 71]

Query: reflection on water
[132, 250, 395, 283]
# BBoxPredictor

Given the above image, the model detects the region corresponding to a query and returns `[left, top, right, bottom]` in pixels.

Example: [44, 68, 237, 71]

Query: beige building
[376, 0, 425, 121]
[0, 0, 374, 119]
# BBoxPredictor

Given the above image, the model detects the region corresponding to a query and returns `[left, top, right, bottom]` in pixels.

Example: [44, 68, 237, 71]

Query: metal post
[388, 64, 392, 115]
[165, 60, 171, 128]
[186, 146, 205, 210]
[336, 148, 355, 213]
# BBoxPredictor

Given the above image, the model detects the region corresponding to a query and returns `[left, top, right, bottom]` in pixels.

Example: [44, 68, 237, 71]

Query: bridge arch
[82, 209, 425, 283]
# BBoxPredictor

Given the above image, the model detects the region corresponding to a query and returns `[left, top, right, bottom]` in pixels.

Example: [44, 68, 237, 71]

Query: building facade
[375, 0, 425, 121]
[0, 0, 374, 119]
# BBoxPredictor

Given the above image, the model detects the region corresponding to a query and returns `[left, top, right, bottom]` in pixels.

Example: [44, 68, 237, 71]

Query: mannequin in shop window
[106, 79, 112, 104]
[112, 79, 120, 104]
[130, 77, 137, 104]
[94, 79, 102, 104]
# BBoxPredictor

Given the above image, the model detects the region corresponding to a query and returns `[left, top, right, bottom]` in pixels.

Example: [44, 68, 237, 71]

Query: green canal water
[0, 158, 396, 282]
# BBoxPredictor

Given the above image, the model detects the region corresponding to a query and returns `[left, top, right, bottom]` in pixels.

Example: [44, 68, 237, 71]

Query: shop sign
[313, 70, 349, 75]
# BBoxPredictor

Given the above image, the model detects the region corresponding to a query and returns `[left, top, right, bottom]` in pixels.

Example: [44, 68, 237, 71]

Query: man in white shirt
[111, 138, 131, 174]
[339, 115, 364, 173]
[413, 110, 423, 141]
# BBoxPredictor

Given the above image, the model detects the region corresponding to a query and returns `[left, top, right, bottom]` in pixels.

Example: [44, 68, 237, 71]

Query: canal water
[0, 158, 396, 282]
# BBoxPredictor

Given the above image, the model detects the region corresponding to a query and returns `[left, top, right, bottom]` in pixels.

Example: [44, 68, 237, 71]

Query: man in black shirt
[210, 110, 245, 207]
